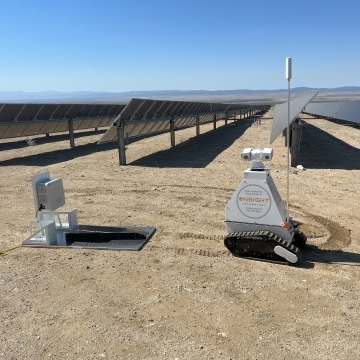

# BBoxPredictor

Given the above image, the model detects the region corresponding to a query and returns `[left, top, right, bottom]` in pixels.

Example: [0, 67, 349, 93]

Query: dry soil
[0, 109, 359, 360]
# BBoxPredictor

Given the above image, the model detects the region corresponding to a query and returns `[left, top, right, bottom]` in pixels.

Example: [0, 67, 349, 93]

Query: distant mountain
[1, 86, 360, 103]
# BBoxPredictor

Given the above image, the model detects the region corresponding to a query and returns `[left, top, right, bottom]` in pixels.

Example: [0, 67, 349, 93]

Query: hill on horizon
[1, 86, 360, 103]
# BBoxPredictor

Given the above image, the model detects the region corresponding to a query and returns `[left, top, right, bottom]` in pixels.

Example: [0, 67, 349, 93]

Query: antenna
[285, 57, 292, 220]
[286, 57, 292, 81]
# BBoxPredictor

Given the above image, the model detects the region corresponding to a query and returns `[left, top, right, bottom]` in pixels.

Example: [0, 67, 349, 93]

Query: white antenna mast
[285, 57, 292, 221]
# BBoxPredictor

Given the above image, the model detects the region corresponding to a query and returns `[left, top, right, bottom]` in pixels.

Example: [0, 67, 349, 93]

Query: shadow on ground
[131, 119, 254, 168]
[297, 122, 360, 170]
[0, 129, 106, 152]
[302, 245, 360, 268]
[0, 141, 117, 167]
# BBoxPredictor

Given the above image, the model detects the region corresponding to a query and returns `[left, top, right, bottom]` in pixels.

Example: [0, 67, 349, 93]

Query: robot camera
[241, 148, 273, 162]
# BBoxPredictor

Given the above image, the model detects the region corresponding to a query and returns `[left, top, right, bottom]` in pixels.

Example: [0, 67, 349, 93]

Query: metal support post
[283, 129, 288, 146]
[285, 57, 292, 220]
[286, 79, 291, 217]
[170, 119, 175, 147]
[117, 123, 126, 166]
[213, 113, 217, 130]
[290, 123, 302, 167]
[195, 116, 200, 136]
[68, 119, 75, 148]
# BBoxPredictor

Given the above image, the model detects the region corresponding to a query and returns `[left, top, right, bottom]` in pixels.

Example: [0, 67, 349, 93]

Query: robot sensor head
[241, 148, 273, 162]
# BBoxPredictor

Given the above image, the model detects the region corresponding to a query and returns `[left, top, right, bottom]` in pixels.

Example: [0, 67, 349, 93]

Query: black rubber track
[224, 230, 302, 265]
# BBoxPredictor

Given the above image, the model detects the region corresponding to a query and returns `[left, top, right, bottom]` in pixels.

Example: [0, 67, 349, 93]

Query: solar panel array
[98, 98, 266, 165]
[0, 103, 125, 140]
[0, 97, 267, 165]
[304, 101, 360, 125]
[99, 98, 238, 143]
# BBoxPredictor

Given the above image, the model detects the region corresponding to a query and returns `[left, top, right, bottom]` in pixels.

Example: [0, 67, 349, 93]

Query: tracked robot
[224, 148, 306, 265]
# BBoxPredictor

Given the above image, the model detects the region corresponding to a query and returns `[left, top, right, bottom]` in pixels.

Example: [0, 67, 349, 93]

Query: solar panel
[270, 92, 318, 143]
[304, 101, 360, 125]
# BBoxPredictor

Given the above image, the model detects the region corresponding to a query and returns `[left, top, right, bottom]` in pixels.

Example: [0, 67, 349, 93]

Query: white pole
[285, 57, 292, 221]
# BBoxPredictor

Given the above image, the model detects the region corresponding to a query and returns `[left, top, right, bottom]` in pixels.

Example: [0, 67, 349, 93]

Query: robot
[224, 148, 306, 265]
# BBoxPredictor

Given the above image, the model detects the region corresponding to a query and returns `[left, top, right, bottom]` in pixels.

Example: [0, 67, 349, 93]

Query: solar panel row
[0, 98, 267, 165]
[270, 92, 318, 144]
[0, 103, 126, 141]
[99, 98, 266, 165]
[270, 92, 318, 167]
[99, 98, 235, 143]
[304, 101, 360, 125]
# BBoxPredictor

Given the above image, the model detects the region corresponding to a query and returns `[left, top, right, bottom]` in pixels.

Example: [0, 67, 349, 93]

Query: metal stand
[290, 121, 302, 167]
[170, 119, 175, 147]
[286, 57, 292, 221]
[117, 123, 126, 166]
[68, 119, 75, 148]
[195, 116, 200, 136]
[23, 172, 156, 251]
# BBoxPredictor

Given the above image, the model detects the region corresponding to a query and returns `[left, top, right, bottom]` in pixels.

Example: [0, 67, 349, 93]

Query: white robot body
[224, 148, 305, 265]
[225, 167, 295, 241]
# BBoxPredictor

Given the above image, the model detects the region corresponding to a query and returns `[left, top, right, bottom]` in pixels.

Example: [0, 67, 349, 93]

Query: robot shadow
[301, 244, 360, 268]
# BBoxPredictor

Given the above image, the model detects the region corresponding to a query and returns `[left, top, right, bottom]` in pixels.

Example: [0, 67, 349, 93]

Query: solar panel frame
[304, 101, 360, 125]
[337, 102, 360, 124]
[14, 104, 39, 121]
[0, 104, 26, 122]
[0, 103, 126, 141]
[304, 101, 342, 119]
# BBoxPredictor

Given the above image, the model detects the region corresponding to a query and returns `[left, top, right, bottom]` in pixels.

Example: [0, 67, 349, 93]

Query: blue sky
[1, 0, 359, 92]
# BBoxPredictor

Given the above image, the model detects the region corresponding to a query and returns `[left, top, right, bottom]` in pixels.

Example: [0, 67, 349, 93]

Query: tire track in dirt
[309, 214, 351, 250]
[161, 231, 224, 241]
[150, 211, 352, 261]
[149, 230, 228, 258]
[149, 245, 230, 258]
[65, 184, 234, 196]
[151, 184, 234, 193]
[292, 206, 351, 250]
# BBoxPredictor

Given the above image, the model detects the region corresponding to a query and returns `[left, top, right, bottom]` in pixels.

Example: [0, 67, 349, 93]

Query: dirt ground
[0, 109, 359, 360]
